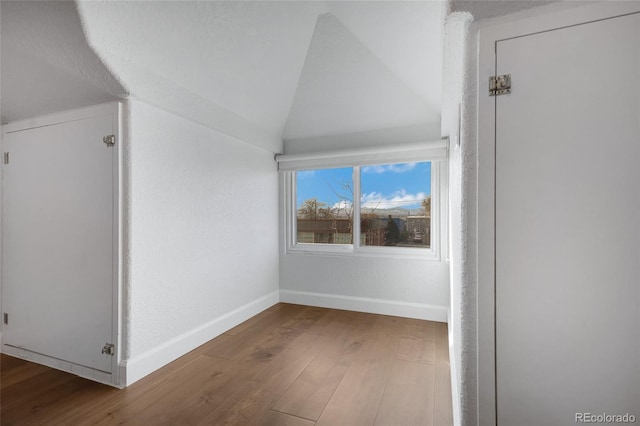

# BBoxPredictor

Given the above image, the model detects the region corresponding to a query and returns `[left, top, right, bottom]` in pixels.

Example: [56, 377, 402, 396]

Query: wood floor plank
[1, 367, 96, 425]
[38, 380, 118, 425]
[402, 318, 437, 341]
[1, 305, 453, 426]
[373, 359, 435, 426]
[204, 304, 324, 360]
[272, 310, 371, 421]
[272, 354, 350, 421]
[225, 303, 304, 336]
[306, 309, 373, 338]
[44, 338, 227, 425]
[315, 315, 405, 426]
[434, 323, 454, 426]
[198, 331, 326, 425]
[257, 410, 316, 426]
[93, 355, 235, 425]
[397, 336, 437, 364]
[1, 354, 30, 371]
[0, 357, 51, 388]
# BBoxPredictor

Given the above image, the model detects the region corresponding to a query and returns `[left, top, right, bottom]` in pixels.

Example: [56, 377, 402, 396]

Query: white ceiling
[282, 7, 443, 141]
[77, 1, 446, 152]
[1, 0, 125, 124]
[2, 0, 557, 151]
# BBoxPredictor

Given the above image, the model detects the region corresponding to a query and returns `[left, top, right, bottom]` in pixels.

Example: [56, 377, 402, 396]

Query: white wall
[279, 140, 450, 322]
[0, 1, 3, 344]
[124, 100, 280, 384]
[280, 253, 449, 321]
[442, 12, 473, 426]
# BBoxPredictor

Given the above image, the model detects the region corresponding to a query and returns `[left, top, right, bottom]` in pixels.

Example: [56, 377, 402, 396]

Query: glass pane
[296, 167, 354, 245]
[360, 162, 431, 248]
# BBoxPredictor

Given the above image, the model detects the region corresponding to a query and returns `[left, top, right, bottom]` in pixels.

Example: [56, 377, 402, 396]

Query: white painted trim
[111, 101, 124, 387]
[2, 102, 121, 135]
[448, 308, 461, 426]
[276, 139, 448, 171]
[283, 157, 448, 262]
[476, 3, 640, 424]
[450, 348, 461, 426]
[122, 291, 279, 386]
[279, 289, 447, 322]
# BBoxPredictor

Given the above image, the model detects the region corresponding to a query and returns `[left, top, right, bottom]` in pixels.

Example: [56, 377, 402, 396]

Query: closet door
[2, 108, 116, 375]
[495, 13, 640, 424]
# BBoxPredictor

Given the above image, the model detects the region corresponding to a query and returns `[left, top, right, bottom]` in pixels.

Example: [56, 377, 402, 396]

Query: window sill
[286, 244, 441, 261]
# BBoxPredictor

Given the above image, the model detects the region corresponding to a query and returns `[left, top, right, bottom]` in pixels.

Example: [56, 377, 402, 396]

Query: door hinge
[3, 152, 9, 164]
[3, 313, 8, 325]
[103, 135, 116, 147]
[490, 74, 511, 96]
[101, 343, 115, 356]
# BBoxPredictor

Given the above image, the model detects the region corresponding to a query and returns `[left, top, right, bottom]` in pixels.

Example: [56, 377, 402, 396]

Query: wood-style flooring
[1, 303, 453, 425]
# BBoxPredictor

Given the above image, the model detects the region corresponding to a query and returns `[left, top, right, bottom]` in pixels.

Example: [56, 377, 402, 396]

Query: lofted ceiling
[77, 0, 446, 152]
[1, 0, 125, 124]
[2, 0, 558, 152]
[283, 3, 443, 142]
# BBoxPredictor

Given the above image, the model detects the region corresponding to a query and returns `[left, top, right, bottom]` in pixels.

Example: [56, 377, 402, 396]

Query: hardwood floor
[1, 304, 453, 425]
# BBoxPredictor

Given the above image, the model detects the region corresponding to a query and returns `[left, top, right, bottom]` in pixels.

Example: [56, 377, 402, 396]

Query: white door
[496, 13, 640, 424]
[2, 111, 116, 374]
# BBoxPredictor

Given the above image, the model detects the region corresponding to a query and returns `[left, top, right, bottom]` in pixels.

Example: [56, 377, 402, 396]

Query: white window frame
[278, 140, 448, 261]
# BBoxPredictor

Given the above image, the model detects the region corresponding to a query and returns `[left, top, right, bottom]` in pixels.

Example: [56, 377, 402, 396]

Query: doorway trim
[1, 102, 124, 388]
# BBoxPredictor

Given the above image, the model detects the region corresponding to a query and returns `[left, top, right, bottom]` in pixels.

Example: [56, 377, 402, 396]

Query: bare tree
[422, 196, 431, 218]
[298, 198, 333, 219]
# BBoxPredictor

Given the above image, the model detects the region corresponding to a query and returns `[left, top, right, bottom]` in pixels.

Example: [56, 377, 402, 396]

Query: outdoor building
[406, 215, 430, 246]
[297, 218, 352, 244]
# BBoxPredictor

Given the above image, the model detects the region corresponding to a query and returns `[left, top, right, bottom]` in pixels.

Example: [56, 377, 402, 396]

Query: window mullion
[288, 172, 296, 249]
[353, 166, 361, 250]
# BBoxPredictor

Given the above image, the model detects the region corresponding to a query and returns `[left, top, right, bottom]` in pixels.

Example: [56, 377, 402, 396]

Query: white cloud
[332, 200, 352, 210]
[362, 163, 417, 174]
[361, 189, 427, 210]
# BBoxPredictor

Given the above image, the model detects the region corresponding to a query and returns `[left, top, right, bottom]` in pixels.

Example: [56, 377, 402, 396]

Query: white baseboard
[279, 289, 447, 322]
[122, 290, 279, 386]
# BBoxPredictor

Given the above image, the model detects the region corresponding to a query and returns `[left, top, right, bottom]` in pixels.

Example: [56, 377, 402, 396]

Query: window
[278, 140, 447, 259]
[296, 167, 354, 245]
[360, 162, 431, 248]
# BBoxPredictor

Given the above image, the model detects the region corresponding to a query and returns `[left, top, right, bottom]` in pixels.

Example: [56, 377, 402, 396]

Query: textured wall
[126, 100, 279, 360]
[279, 143, 450, 321]
[280, 252, 449, 319]
[442, 12, 473, 426]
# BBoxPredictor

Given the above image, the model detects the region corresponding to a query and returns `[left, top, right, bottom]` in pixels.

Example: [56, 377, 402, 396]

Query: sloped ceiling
[76, 1, 445, 152]
[77, 1, 327, 152]
[4, 1, 552, 152]
[1, 1, 126, 124]
[283, 3, 443, 142]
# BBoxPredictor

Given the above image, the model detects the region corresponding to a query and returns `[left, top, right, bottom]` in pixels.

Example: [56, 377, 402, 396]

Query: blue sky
[296, 162, 431, 213]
